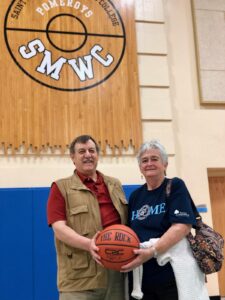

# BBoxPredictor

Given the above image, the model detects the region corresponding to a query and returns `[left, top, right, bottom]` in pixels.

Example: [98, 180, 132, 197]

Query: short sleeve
[47, 182, 67, 226]
[167, 178, 196, 226]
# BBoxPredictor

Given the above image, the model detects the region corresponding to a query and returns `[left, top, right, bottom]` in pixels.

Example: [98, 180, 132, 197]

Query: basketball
[95, 224, 140, 271]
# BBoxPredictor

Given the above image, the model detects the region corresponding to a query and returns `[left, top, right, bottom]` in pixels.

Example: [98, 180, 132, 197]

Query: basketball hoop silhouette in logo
[4, 0, 126, 91]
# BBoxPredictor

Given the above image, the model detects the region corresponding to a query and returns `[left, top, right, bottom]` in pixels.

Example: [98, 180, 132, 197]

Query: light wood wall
[0, 0, 142, 155]
[0, 0, 176, 158]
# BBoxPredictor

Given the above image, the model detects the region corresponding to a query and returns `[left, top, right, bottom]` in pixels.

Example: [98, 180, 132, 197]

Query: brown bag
[166, 179, 224, 274]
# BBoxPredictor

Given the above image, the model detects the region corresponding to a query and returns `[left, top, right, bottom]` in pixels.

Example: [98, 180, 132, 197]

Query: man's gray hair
[137, 139, 168, 165]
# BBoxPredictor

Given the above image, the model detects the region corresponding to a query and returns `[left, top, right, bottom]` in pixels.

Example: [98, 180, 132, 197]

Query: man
[47, 135, 128, 300]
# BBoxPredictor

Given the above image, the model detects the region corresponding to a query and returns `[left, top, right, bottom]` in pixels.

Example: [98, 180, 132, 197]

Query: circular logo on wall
[4, 0, 126, 91]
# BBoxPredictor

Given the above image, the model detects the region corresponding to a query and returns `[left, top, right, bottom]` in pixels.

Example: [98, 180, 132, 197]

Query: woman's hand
[89, 232, 103, 266]
[121, 247, 153, 272]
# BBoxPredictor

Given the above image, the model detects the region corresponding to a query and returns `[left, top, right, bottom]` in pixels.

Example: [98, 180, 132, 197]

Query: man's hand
[89, 232, 103, 266]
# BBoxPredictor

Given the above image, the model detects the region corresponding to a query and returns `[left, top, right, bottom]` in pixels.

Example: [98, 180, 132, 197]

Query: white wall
[163, 0, 225, 294]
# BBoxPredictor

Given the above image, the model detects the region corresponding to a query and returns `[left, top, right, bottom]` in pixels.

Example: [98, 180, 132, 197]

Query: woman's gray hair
[137, 139, 168, 165]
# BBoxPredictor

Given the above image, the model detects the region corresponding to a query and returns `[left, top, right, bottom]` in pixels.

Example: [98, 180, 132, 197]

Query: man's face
[70, 139, 99, 176]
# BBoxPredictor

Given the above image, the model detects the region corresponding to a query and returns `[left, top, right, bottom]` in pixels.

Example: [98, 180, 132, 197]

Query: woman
[121, 140, 197, 300]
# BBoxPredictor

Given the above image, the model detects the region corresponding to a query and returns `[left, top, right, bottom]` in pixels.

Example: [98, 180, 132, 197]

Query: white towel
[132, 238, 209, 300]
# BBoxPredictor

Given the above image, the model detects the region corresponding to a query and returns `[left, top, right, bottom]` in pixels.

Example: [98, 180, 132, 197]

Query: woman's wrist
[151, 245, 158, 258]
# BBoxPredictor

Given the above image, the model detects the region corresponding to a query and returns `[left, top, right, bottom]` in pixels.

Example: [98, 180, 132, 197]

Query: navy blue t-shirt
[128, 177, 196, 288]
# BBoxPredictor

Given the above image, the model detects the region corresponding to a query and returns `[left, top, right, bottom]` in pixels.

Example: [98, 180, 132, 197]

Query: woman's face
[139, 148, 167, 180]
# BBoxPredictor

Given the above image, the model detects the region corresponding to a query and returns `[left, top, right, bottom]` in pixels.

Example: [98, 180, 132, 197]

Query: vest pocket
[69, 205, 90, 235]
[66, 250, 97, 279]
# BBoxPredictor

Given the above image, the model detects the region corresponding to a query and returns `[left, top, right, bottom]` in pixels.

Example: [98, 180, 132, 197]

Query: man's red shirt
[47, 170, 121, 228]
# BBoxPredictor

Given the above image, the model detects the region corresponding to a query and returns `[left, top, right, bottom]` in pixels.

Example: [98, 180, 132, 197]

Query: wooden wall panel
[0, 0, 141, 155]
[138, 55, 169, 86]
[135, 0, 174, 160]
[140, 88, 172, 120]
[135, 0, 164, 22]
[136, 23, 167, 54]
[142, 122, 175, 154]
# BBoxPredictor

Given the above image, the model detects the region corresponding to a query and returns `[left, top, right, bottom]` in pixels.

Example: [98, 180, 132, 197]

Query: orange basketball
[95, 224, 140, 271]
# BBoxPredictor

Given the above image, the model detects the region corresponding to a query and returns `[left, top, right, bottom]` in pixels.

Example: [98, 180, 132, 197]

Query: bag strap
[166, 178, 201, 220]
[165, 178, 172, 198]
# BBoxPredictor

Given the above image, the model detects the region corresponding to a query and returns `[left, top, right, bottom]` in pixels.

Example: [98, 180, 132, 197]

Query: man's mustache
[83, 159, 94, 163]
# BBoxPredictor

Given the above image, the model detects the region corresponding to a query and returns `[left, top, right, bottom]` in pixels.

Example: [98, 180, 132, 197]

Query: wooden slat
[0, 0, 142, 155]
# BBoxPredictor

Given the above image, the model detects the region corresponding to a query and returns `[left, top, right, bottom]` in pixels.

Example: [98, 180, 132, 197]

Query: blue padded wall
[0, 188, 34, 300]
[0, 185, 138, 300]
[32, 189, 58, 300]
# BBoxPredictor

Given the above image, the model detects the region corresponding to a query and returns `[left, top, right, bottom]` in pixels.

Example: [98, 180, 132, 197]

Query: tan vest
[55, 172, 128, 292]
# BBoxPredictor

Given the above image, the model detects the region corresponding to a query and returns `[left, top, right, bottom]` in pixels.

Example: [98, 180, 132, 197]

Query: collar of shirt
[75, 169, 103, 185]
